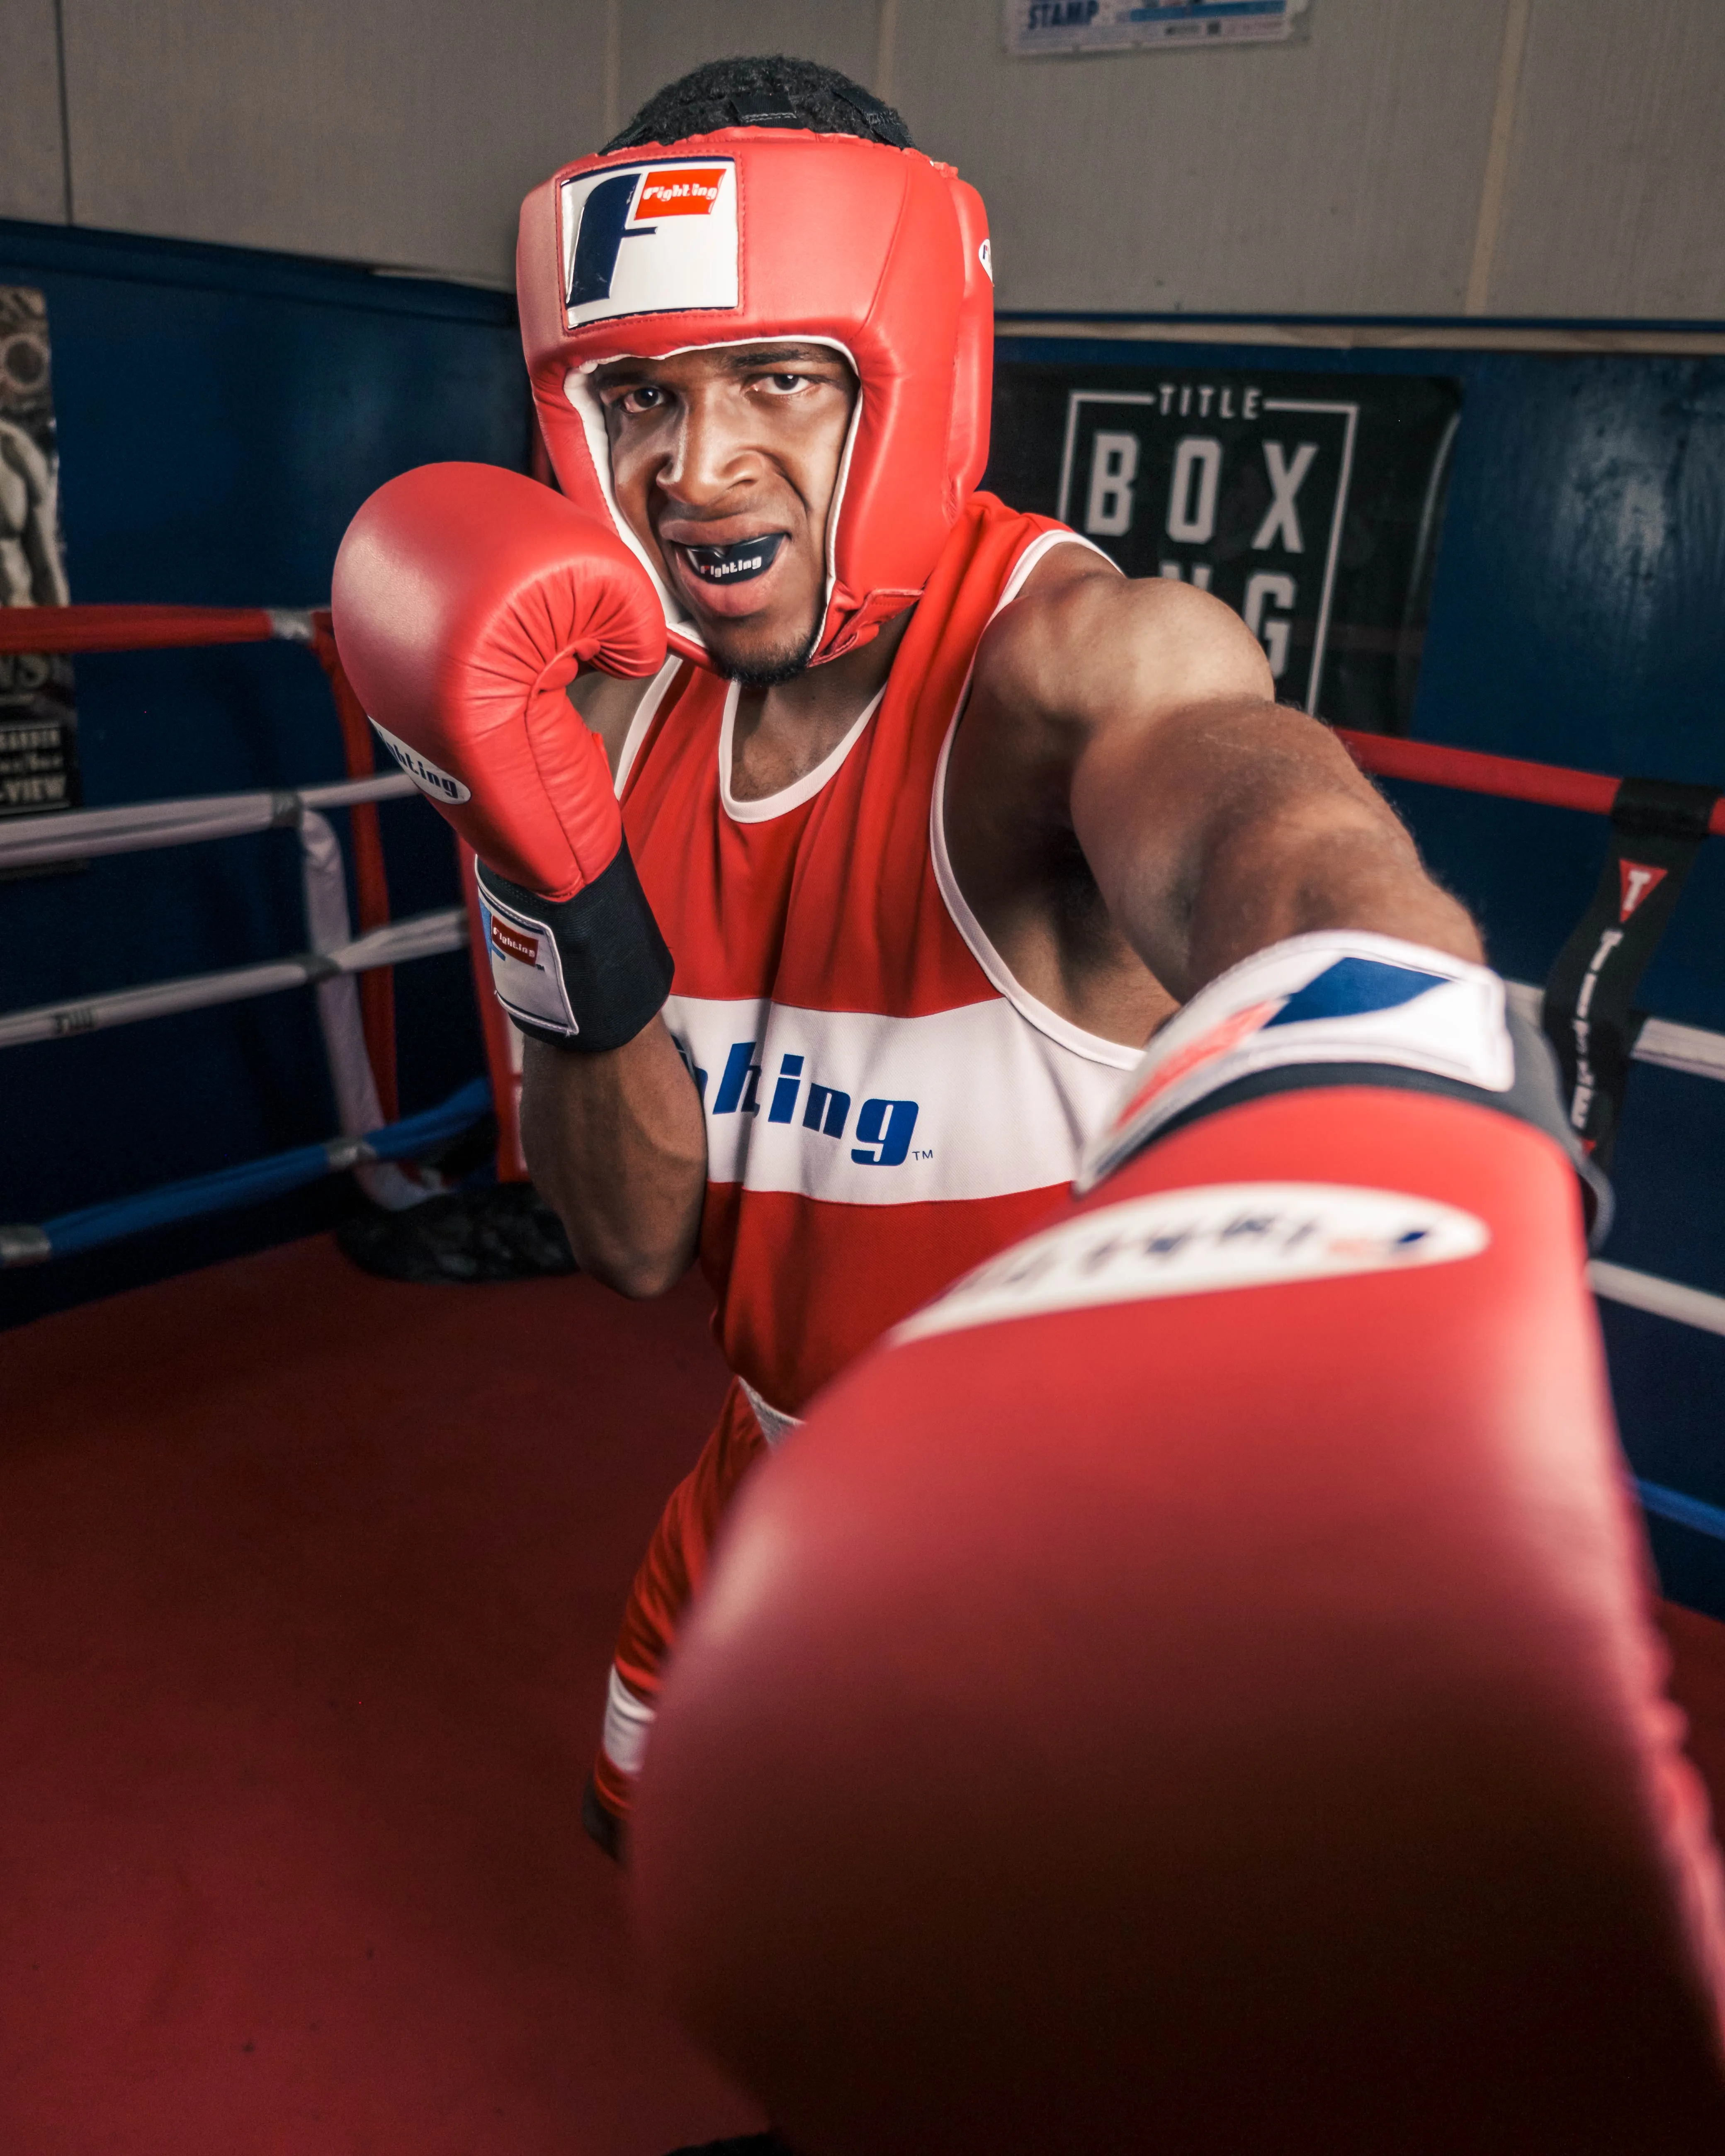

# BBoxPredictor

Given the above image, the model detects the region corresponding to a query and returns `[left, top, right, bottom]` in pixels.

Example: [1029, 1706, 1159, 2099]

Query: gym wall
[7, 0, 1723, 317]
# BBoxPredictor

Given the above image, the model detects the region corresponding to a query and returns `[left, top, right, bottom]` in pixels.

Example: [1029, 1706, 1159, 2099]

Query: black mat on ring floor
[337, 1180, 577, 1284]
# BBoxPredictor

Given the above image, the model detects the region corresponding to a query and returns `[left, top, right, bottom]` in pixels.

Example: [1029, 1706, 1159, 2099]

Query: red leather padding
[632, 1090, 1725, 2154]
[517, 131, 993, 668]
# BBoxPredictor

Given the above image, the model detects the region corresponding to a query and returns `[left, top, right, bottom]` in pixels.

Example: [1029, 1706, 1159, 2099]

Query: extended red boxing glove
[332, 461, 672, 1050]
[631, 932, 1725, 2154]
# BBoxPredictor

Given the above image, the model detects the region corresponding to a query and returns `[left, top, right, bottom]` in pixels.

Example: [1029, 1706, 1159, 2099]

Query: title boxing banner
[1005, 0, 1310, 57]
[986, 360, 1461, 734]
[0, 285, 79, 850]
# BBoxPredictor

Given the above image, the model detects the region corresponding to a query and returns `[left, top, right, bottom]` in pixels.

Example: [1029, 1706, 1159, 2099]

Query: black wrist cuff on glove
[476, 838, 673, 1053]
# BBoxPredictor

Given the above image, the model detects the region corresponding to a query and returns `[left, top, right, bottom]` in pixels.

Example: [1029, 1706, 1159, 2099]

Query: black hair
[604, 54, 913, 155]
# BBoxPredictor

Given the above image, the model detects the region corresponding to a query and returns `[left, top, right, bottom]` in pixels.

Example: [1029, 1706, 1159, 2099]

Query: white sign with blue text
[1006, 0, 1309, 56]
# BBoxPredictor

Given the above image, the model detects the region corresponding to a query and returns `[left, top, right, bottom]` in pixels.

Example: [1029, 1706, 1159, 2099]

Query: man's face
[593, 342, 858, 685]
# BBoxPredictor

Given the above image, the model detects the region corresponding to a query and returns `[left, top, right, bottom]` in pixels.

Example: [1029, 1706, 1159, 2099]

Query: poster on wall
[986, 361, 1462, 735]
[1005, 0, 1311, 57]
[0, 285, 79, 836]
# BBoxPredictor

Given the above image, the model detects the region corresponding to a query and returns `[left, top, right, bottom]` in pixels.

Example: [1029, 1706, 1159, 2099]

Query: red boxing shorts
[591, 1377, 772, 1825]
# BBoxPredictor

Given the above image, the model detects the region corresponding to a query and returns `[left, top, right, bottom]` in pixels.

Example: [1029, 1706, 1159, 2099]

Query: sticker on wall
[0, 285, 79, 851]
[1005, 0, 1311, 57]
[986, 363, 1460, 734]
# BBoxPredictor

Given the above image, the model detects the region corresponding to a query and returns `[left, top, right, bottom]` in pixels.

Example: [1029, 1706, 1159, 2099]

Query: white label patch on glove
[479, 885, 579, 1038]
[368, 718, 472, 805]
[1081, 931, 1514, 1193]
[892, 1182, 1489, 1343]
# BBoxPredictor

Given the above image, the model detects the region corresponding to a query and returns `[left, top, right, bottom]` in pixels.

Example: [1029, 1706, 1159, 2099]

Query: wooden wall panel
[895, 0, 1511, 317]
[1488, 0, 1725, 318]
[3, 0, 70, 227]
[58, 0, 607, 282]
[26, 0, 1721, 320]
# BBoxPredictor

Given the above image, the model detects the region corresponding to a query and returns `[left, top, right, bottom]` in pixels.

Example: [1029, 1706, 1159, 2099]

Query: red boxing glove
[632, 935, 1725, 2154]
[333, 462, 671, 1050]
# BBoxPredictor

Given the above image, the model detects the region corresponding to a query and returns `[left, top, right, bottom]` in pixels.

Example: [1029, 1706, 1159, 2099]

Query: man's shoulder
[920, 493, 1102, 635]
[951, 489, 1070, 560]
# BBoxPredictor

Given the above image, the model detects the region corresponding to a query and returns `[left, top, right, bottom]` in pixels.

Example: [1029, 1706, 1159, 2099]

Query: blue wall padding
[0, 220, 529, 1326]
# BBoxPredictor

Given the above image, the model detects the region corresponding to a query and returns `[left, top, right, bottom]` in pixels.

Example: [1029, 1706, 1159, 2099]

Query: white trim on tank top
[930, 529, 1139, 1072]
[611, 655, 685, 799]
[718, 675, 889, 825]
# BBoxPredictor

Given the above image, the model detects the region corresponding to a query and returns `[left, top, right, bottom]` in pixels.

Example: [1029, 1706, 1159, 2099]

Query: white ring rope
[0, 767, 444, 1210]
[1504, 978, 1725, 1085]
[0, 907, 463, 1049]
[6, 785, 1723, 1301]
[0, 770, 417, 869]
[1589, 1261, 1725, 1340]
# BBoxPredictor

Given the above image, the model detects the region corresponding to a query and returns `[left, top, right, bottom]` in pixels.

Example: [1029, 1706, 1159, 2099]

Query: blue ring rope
[1635, 1480, 1725, 1547]
[36, 1076, 492, 1260]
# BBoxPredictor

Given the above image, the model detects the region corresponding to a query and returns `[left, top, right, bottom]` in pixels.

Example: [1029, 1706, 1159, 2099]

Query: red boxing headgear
[516, 130, 994, 668]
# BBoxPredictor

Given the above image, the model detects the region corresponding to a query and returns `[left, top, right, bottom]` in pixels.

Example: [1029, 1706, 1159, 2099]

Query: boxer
[335, 55, 1491, 1856]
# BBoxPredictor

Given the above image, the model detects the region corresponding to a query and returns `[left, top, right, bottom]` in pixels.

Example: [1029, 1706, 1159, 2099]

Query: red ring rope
[6, 612, 1716, 835]
[1336, 729, 1725, 836]
[0, 604, 284, 653]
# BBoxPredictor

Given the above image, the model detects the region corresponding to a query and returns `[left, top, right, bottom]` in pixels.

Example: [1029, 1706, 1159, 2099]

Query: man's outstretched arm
[963, 556, 1480, 1001]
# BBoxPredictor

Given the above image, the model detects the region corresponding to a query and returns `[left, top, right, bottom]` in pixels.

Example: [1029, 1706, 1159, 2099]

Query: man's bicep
[957, 555, 1286, 895]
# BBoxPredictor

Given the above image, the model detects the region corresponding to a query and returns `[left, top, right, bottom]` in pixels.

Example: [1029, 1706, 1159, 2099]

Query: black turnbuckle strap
[1541, 775, 1721, 1170]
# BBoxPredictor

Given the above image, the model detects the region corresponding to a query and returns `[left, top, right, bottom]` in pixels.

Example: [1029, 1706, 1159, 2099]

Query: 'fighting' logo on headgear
[559, 159, 739, 328]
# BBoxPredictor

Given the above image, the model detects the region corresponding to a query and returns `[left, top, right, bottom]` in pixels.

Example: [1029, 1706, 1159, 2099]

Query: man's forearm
[519, 1017, 707, 1297]
[1071, 699, 1480, 1001]
[1174, 767, 1482, 987]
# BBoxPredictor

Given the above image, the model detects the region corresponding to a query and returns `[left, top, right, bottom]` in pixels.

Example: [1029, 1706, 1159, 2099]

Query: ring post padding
[310, 609, 399, 1122]
[298, 809, 427, 1212]
[1540, 776, 1723, 1170]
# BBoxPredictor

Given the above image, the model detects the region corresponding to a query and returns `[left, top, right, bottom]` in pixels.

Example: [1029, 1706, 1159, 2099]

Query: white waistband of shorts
[739, 1376, 802, 1449]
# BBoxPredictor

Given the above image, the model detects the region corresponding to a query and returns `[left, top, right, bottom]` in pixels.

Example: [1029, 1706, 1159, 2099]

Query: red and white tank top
[618, 492, 1137, 1414]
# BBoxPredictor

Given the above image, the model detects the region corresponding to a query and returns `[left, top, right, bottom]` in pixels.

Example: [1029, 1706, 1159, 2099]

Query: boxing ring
[0, 602, 492, 1267]
[1, 602, 1721, 1544]
[3, 608, 1725, 2152]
